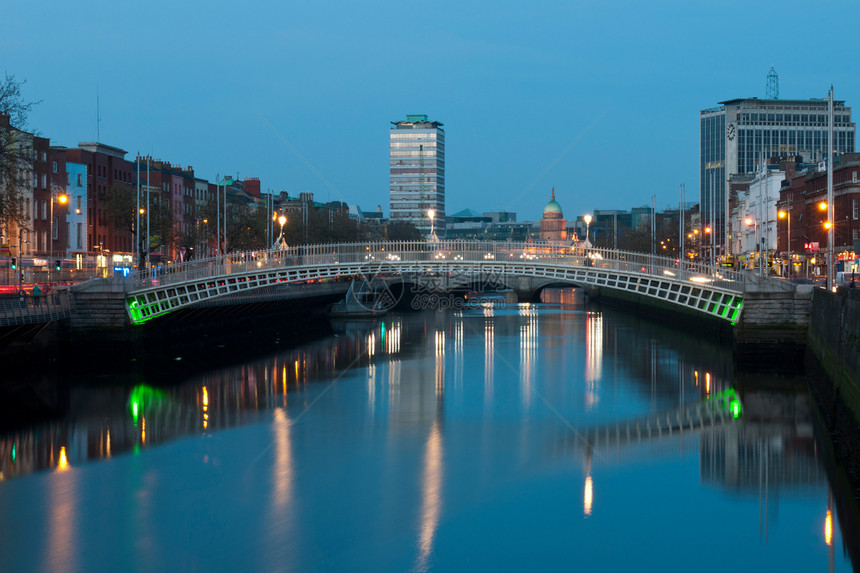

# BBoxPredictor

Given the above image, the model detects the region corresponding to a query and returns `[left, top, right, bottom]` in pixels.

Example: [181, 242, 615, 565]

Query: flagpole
[146, 158, 150, 270]
[827, 86, 834, 291]
[136, 153, 140, 268]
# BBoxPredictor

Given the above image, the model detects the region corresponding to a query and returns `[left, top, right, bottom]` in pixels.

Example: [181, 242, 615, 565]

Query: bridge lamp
[583, 214, 592, 245]
[823, 221, 832, 230]
[279, 214, 287, 229]
[427, 209, 438, 242]
[819, 201, 828, 211]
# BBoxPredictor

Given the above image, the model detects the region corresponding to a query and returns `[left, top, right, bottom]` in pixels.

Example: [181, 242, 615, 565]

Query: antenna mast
[766, 66, 779, 99]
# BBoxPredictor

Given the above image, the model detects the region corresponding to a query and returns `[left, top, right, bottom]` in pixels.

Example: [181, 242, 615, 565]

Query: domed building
[540, 188, 568, 241]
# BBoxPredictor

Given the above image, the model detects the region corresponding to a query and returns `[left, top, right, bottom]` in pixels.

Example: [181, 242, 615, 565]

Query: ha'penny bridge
[121, 241, 747, 324]
[0, 241, 813, 359]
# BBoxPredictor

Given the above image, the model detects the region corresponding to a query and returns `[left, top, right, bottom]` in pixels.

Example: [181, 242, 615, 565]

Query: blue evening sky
[4, 0, 859, 222]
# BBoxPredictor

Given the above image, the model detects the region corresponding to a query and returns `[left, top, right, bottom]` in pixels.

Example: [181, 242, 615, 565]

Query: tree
[386, 220, 422, 241]
[0, 74, 40, 244]
[108, 184, 176, 267]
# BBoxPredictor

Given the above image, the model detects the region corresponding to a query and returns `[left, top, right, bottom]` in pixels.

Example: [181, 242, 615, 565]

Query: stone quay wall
[808, 288, 860, 425]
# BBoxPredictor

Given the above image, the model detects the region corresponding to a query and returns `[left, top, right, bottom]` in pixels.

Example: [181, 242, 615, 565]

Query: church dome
[544, 199, 562, 214]
[543, 188, 563, 217]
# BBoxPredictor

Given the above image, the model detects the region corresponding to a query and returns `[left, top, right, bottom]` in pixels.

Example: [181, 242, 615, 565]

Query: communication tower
[766, 66, 779, 100]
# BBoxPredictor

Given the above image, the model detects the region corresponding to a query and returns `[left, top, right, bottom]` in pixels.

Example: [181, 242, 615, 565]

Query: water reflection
[415, 420, 443, 573]
[0, 290, 855, 572]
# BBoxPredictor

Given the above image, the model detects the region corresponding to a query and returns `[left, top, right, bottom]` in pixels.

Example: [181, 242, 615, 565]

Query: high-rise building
[389, 115, 445, 237]
[700, 97, 855, 249]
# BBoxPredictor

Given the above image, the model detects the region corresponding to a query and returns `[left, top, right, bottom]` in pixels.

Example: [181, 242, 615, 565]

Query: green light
[11, 444, 15, 462]
[128, 385, 167, 422]
[380, 322, 385, 341]
[731, 400, 740, 419]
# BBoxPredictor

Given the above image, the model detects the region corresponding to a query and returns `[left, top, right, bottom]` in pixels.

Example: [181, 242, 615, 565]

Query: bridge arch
[122, 241, 746, 325]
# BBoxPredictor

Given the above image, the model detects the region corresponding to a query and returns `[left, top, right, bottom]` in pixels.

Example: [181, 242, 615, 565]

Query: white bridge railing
[126, 241, 745, 293]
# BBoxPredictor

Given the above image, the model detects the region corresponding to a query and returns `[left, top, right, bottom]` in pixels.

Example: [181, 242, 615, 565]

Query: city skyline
[5, 0, 860, 222]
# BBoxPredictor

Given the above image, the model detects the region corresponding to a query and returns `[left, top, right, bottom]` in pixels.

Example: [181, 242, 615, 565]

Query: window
[76, 224, 82, 249]
[77, 174, 82, 187]
[41, 151, 46, 162]
[854, 199, 859, 220]
[854, 171, 858, 183]
[41, 200, 48, 220]
[41, 174, 47, 189]
[76, 196, 82, 215]
[52, 216, 58, 240]
[52, 161, 58, 173]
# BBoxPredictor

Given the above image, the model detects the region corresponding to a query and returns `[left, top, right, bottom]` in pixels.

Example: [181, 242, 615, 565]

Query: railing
[0, 289, 76, 327]
[126, 241, 746, 293]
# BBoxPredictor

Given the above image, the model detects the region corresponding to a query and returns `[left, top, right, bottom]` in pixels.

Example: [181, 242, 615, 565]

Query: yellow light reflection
[415, 421, 443, 573]
[57, 446, 70, 472]
[520, 310, 537, 409]
[825, 509, 833, 546]
[485, 320, 494, 403]
[706, 372, 711, 396]
[584, 476, 593, 516]
[585, 311, 603, 410]
[295, 360, 300, 383]
[367, 331, 376, 359]
[435, 331, 446, 399]
[142, 416, 146, 445]
[273, 408, 293, 509]
[106, 429, 111, 457]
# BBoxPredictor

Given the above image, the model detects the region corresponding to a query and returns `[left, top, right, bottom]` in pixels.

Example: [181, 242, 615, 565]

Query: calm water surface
[0, 289, 855, 572]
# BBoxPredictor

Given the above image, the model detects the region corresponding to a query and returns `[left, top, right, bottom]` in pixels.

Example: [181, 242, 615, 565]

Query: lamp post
[778, 208, 792, 276]
[745, 217, 761, 277]
[583, 214, 592, 246]
[49, 187, 68, 259]
[274, 213, 288, 249]
[427, 209, 438, 242]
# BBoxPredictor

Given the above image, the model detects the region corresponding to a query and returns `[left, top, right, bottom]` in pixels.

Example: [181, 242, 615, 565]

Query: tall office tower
[389, 115, 445, 238]
[700, 97, 855, 249]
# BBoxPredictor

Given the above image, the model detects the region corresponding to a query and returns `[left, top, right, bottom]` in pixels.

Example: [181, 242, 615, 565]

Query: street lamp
[427, 209, 438, 242]
[49, 187, 68, 260]
[583, 214, 592, 246]
[778, 208, 792, 276]
[745, 217, 762, 277]
[274, 213, 288, 250]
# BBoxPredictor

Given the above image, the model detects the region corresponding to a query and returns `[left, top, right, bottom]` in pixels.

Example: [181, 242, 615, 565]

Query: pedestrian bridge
[123, 241, 746, 326]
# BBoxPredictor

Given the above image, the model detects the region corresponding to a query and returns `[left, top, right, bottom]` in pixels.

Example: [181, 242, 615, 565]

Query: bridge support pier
[733, 278, 813, 371]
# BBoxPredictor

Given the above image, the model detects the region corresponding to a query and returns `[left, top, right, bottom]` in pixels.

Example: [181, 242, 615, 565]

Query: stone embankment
[733, 273, 813, 369]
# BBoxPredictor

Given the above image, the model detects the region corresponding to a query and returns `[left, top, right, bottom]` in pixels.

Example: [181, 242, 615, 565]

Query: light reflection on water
[0, 288, 855, 572]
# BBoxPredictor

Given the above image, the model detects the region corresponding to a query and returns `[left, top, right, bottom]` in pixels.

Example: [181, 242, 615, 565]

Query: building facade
[700, 97, 855, 250]
[389, 115, 445, 238]
[65, 162, 88, 255]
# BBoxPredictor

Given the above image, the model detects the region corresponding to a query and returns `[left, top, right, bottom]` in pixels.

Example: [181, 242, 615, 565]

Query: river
[0, 288, 855, 572]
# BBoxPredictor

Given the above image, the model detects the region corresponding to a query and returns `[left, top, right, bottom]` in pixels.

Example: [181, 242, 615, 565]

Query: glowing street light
[745, 217, 763, 277]
[427, 209, 438, 242]
[273, 213, 288, 250]
[583, 214, 592, 246]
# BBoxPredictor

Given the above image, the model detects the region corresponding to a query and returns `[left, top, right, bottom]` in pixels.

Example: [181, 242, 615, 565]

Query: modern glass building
[700, 97, 855, 249]
[389, 115, 445, 238]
